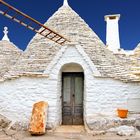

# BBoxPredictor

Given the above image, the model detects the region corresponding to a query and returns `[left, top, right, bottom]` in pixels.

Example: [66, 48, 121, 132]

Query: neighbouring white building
[0, 0, 140, 131]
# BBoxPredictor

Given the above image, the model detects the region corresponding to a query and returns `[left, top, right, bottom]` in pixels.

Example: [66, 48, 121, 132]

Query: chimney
[105, 14, 121, 53]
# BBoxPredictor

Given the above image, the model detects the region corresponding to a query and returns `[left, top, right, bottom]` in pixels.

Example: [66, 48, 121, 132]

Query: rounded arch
[60, 63, 84, 73]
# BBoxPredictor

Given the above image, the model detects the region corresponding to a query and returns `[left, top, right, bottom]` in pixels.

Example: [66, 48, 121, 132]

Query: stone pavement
[0, 131, 14, 140]
[15, 132, 140, 140]
[0, 125, 140, 140]
[0, 132, 140, 140]
[1, 130, 140, 140]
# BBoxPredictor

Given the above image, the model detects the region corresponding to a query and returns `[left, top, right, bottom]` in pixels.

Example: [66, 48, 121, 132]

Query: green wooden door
[62, 73, 84, 125]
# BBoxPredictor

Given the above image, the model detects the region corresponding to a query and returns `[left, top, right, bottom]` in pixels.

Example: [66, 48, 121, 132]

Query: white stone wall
[85, 78, 140, 117]
[0, 77, 59, 128]
[0, 45, 140, 129]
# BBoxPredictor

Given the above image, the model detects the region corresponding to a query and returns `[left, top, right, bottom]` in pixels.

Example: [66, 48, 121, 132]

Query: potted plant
[117, 108, 128, 118]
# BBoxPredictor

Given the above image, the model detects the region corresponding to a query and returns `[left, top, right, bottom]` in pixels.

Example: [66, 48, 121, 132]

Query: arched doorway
[61, 63, 84, 125]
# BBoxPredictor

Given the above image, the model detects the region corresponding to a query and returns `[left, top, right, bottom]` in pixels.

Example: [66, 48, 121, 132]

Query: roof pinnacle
[2, 27, 10, 42]
[63, 0, 69, 6]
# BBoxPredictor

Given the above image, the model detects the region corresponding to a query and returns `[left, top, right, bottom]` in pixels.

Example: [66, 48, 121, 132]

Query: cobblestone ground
[0, 131, 14, 140]
[0, 131, 140, 140]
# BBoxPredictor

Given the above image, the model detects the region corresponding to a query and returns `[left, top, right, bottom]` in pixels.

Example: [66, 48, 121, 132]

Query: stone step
[54, 125, 85, 134]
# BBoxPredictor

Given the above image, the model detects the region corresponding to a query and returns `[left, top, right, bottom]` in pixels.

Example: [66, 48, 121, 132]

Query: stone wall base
[86, 114, 140, 136]
[1, 113, 140, 136]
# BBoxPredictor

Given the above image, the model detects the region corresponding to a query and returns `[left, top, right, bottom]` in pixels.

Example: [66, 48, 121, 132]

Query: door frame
[61, 72, 84, 125]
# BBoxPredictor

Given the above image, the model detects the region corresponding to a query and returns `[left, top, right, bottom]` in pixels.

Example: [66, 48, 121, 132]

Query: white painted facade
[0, 0, 140, 133]
[0, 45, 140, 129]
[105, 14, 121, 53]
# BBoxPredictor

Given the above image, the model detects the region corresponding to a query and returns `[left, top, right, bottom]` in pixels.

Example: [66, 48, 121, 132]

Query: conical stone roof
[134, 43, 140, 57]
[0, 40, 22, 80]
[128, 43, 140, 76]
[4, 3, 140, 82]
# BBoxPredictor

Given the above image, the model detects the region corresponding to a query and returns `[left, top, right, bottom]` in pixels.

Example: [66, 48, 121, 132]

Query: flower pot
[117, 109, 128, 118]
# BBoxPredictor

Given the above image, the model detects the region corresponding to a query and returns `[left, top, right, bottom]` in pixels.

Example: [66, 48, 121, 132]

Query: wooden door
[62, 73, 84, 125]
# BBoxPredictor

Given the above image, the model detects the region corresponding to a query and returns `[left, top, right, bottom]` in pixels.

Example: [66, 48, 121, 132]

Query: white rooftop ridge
[63, 0, 69, 6]
[2, 27, 10, 42]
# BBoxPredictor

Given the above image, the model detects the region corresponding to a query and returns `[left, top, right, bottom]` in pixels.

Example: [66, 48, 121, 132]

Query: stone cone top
[0, 27, 22, 52]
[2, 27, 10, 42]
[3, 3, 140, 82]
[63, 0, 69, 6]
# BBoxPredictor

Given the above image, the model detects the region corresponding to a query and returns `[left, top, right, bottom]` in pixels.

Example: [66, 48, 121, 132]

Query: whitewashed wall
[0, 77, 59, 128]
[85, 78, 140, 116]
[0, 45, 140, 129]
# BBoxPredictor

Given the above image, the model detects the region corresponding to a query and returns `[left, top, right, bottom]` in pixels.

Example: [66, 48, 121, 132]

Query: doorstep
[54, 125, 85, 133]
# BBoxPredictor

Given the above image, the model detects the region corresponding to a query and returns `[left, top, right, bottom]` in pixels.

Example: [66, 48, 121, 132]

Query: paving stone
[0, 131, 15, 140]
[0, 115, 11, 129]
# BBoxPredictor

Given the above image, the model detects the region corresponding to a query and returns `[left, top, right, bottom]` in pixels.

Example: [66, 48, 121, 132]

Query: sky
[0, 0, 140, 51]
